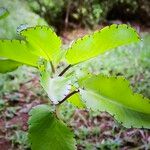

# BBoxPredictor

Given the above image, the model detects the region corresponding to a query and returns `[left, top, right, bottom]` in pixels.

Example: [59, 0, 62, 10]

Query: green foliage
[67, 0, 105, 28]
[77, 33, 150, 98]
[27, 0, 64, 29]
[27, 0, 107, 29]
[78, 75, 150, 128]
[67, 93, 85, 108]
[28, 105, 76, 150]
[0, 59, 21, 73]
[140, 34, 150, 68]
[27, 0, 150, 29]
[66, 24, 139, 64]
[0, 26, 62, 72]
[20, 26, 62, 62]
[41, 74, 72, 104]
[0, 40, 39, 67]
[0, 24, 150, 150]
[0, 99, 5, 112]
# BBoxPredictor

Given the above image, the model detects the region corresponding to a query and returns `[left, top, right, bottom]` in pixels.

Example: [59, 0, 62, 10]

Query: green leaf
[28, 105, 76, 150]
[0, 59, 21, 73]
[66, 69, 91, 108]
[54, 49, 67, 65]
[79, 75, 150, 128]
[0, 40, 39, 66]
[67, 93, 85, 108]
[38, 59, 53, 75]
[20, 26, 62, 62]
[40, 72, 71, 104]
[0, 7, 9, 20]
[66, 24, 140, 64]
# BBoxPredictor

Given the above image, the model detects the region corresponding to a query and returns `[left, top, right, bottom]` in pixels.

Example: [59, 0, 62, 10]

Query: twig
[58, 64, 72, 76]
[58, 90, 79, 105]
[50, 61, 55, 73]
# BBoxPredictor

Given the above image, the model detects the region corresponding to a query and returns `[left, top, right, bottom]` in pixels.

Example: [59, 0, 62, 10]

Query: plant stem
[58, 64, 72, 76]
[56, 105, 62, 120]
[55, 89, 79, 120]
[58, 90, 79, 105]
[50, 61, 55, 73]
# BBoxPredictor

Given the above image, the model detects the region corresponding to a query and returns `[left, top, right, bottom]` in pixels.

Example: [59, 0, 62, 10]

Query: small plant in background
[27, 0, 150, 30]
[0, 24, 150, 150]
[0, 7, 9, 20]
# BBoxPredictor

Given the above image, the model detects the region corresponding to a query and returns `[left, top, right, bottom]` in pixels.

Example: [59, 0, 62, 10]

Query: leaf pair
[37, 24, 150, 128]
[0, 24, 139, 73]
[40, 70, 150, 128]
[1, 24, 150, 150]
[0, 26, 62, 73]
[29, 75, 150, 150]
[39, 24, 141, 104]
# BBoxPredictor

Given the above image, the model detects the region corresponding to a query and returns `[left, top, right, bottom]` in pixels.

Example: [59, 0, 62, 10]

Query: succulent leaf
[40, 72, 72, 104]
[66, 24, 140, 64]
[28, 105, 76, 150]
[79, 75, 150, 128]
[0, 59, 21, 73]
[0, 40, 39, 66]
[20, 26, 62, 62]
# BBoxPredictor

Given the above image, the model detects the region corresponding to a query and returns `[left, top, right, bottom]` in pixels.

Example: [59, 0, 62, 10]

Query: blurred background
[0, 0, 150, 149]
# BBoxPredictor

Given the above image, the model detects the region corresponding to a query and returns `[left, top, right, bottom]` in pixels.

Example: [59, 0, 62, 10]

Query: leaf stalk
[59, 64, 72, 76]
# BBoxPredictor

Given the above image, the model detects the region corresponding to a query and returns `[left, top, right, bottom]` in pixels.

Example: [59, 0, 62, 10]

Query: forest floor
[0, 26, 150, 150]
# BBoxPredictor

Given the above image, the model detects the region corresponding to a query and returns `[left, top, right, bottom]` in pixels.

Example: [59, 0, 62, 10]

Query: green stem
[55, 105, 63, 120]
[58, 64, 72, 76]
[55, 90, 79, 120]
[59, 90, 79, 105]
[50, 61, 55, 73]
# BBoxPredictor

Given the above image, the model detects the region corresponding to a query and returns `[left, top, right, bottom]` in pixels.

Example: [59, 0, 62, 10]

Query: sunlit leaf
[79, 75, 150, 128]
[67, 93, 85, 108]
[0, 59, 21, 73]
[28, 105, 76, 150]
[40, 72, 72, 104]
[0, 40, 39, 66]
[66, 24, 140, 64]
[20, 26, 62, 62]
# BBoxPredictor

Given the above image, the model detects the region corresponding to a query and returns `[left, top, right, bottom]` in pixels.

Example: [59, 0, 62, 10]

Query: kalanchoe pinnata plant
[0, 24, 150, 150]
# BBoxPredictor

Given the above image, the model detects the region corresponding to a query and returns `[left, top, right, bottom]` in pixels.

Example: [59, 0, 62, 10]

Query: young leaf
[0, 40, 39, 66]
[79, 75, 150, 128]
[0, 59, 21, 73]
[20, 26, 62, 62]
[66, 24, 140, 64]
[40, 72, 72, 104]
[28, 105, 76, 150]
